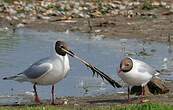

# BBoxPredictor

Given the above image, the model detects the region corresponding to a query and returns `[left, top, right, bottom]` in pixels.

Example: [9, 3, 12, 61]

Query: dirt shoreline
[33, 16, 173, 43]
[0, 0, 173, 43]
[48, 81, 173, 106]
[1, 14, 172, 43]
[0, 80, 172, 106]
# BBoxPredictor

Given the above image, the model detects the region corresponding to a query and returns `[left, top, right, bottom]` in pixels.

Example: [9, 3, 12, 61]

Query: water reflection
[0, 32, 21, 68]
[0, 32, 20, 51]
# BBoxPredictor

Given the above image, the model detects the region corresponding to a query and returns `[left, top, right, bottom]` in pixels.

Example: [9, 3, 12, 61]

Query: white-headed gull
[118, 57, 159, 102]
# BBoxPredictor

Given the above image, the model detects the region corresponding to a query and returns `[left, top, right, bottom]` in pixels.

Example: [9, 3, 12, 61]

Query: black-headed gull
[3, 40, 121, 104]
[118, 57, 159, 102]
[3, 41, 73, 104]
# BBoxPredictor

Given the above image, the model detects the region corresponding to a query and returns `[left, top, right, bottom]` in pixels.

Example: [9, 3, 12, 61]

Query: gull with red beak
[118, 57, 159, 102]
[3, 40, 121, 105]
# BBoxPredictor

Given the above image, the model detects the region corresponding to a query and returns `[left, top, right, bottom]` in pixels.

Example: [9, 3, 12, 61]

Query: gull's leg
[51, 85, 55, 105]
[33, 83, 40, 103]
[128, 86, 131, 103]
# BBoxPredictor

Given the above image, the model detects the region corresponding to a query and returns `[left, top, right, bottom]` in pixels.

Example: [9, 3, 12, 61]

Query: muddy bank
[1, 14, 172, 43]
[50, 80, 173, 106]
[0, 0, 173, 42]
[1, 80, 172, 106]
[24, 15, 173, 43]
[34, 81, 173, 106]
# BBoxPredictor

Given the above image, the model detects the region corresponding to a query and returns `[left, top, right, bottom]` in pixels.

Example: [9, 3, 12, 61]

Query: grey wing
[23, 58, 52, 79]
[138, 61, 159, 76]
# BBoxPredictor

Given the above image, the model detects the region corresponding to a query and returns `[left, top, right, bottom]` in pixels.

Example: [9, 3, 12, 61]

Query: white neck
[51, 45, 70, 70]
[52, 51, 67, 59]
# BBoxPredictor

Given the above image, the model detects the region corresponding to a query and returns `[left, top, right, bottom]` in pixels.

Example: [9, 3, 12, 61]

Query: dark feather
[85, 64, 122, 88]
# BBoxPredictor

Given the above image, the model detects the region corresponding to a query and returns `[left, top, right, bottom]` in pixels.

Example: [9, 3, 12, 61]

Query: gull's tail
[3, 73, 27, 82]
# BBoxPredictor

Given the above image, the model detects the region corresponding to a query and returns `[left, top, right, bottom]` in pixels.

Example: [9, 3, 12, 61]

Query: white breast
[118, 59, 153, 86]
[32, 55, 70, 85]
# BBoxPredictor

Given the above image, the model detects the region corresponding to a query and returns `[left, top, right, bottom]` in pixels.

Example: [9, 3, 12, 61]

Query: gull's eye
[60, 45, 64, 48]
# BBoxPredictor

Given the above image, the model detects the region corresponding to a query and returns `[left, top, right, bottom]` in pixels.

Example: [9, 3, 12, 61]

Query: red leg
[33, 84, 40, 103]
[51, 85, 55, 105]
[128, 86, 131, 103]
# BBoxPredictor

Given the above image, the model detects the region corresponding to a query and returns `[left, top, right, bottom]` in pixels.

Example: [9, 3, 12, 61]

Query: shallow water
[0, 29, 173, 104]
